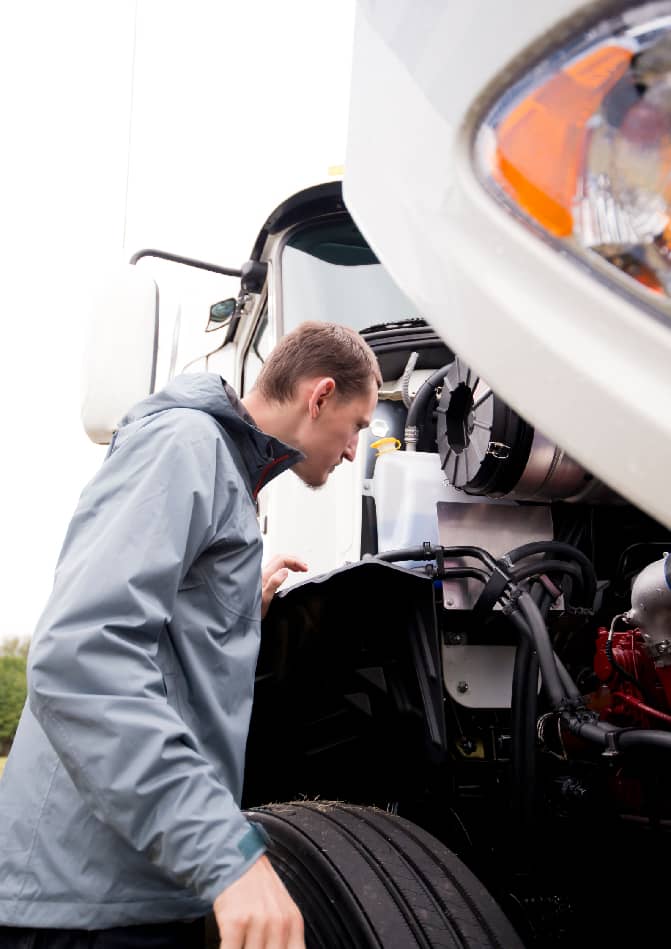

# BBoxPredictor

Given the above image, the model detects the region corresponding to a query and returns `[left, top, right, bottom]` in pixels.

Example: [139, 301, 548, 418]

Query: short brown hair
[255, 321, 382, 403]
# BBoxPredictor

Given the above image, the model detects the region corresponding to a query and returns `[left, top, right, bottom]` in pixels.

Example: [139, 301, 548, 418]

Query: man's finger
[218, 914, 246, 949]
[280, 556, 308, 573]
[214, 857, 305, 949]
[266, 568, 289, 595]
[262, 555, 308, 578]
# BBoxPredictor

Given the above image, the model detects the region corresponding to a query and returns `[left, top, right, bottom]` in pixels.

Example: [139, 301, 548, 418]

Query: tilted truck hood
[344, 0, 671, 529]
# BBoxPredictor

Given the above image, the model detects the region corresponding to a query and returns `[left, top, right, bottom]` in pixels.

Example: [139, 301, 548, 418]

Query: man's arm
[27, 412, 286, 912]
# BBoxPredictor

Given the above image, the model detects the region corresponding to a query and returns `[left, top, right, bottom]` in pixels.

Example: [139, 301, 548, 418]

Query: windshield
[281, 220, 420, 334]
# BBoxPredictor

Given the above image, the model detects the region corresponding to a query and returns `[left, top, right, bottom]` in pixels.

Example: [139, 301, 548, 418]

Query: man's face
[292, 381, 378, 489]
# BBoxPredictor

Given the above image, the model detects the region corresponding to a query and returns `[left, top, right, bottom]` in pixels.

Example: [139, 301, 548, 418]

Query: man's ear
[307, 377, 336, 418]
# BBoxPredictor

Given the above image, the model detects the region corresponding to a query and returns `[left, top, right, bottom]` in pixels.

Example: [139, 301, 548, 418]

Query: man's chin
[292, 469, 327, 490]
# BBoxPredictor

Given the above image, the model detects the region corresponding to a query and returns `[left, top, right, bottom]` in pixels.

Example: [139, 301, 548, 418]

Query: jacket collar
[221, 380, 304, 499]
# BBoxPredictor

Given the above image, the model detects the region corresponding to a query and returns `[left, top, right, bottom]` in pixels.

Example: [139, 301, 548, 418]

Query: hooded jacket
[0, 373, 302, 929]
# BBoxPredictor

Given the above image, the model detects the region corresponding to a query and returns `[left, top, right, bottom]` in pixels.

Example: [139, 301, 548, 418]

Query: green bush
[0, 653, 27, 756]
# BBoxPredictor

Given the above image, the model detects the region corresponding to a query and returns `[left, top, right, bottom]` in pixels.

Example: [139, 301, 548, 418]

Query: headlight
[475, 2, 671, 318]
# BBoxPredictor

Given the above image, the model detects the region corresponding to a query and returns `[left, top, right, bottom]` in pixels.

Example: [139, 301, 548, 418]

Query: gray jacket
[0, 373, 302, 928]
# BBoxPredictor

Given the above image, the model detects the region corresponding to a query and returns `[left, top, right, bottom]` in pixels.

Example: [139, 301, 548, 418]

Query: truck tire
[243, 801, 525, 949]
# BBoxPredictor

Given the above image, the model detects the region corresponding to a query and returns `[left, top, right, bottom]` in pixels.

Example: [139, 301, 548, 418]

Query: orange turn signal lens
[495, 46, 632, 237]
[477, 7, 671, 309]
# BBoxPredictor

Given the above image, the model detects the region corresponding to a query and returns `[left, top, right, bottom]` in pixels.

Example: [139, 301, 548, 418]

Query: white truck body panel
[344, 0, 671, 529]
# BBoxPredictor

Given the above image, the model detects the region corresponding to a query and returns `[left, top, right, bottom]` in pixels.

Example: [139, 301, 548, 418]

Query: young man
[0, 321, 381, 949]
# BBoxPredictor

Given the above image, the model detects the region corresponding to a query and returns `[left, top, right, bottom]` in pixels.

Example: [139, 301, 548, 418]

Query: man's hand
[213, 854, 305, 948]
[261, 555, 308, 619]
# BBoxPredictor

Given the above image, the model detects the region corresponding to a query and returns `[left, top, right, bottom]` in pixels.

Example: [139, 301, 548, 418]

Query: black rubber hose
[564, 714, 671, 752]
[510, 593, 567, 708]
[511, 559, 585, 604]
[405, 363, 452, 429]
[370, 551, 490, 584]
[512, 559, 582, 585]
[510, 586, 548, 850]
[565, 716, 618, 746]
[369, 546, 437, 563]
[372, 544, 499, 571]
[441, 545, 500, 571]
[553, 652, 582, 702]
[509, 583, 568, 879]
[518, 650, 540, 826]
[435, 567, 491, 585]
[617, 729, 671, 751]
[504, 541, 597, 606]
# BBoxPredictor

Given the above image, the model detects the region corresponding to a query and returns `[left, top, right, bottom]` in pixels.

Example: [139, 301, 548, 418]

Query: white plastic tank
[370, 441, 493, 564]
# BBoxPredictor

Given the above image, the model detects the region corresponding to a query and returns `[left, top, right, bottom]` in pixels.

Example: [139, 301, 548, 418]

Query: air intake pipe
[403, 363, 452, 452]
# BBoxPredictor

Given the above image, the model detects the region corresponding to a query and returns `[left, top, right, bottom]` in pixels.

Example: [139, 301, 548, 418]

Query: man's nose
[343, 432, 359, 463]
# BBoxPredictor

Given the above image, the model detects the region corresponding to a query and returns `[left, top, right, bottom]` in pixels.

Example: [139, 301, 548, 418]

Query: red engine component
[588, 626, 671, 815]
[592, 625, 671, 728]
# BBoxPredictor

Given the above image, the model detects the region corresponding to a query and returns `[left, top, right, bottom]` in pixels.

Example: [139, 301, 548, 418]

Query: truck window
[281, 221, 419, 334]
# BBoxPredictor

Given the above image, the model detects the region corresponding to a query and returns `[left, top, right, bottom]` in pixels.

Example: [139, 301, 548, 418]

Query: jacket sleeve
[28, 410, 266, 903]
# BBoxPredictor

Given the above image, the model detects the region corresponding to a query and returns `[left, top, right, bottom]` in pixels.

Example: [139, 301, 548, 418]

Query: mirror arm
[129, 248, 242, 278]
[224, 307, 243, 345]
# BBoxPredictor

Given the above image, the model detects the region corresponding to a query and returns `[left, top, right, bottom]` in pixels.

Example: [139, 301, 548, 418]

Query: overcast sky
[0, 1, 355, 642]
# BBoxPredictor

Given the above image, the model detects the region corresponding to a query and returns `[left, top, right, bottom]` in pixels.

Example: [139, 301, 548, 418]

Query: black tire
[244, 801, 526, 949]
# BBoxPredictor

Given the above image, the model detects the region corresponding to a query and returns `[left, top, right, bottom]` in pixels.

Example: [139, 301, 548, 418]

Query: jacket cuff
[238, 821, 271, 860]
[202, 821, 270, 904]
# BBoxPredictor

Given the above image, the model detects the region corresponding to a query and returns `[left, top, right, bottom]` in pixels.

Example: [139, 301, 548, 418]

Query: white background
[0, 1, 355, 642]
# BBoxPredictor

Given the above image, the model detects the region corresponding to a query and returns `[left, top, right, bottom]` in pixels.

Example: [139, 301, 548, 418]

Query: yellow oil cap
[370, 437, 401, 456]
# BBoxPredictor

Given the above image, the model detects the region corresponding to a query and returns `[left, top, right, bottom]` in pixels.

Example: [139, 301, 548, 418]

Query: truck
[82, 2, 671, 946]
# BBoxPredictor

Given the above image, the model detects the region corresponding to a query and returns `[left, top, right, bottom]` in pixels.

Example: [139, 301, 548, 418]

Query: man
[0, 320, 381, 948]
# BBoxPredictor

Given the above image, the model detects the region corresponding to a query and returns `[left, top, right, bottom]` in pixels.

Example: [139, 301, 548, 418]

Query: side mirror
[81, 265, 158, 445]
[206, 298, 237, 332]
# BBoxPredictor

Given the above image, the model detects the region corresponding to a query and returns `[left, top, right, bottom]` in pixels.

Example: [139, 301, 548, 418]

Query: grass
[0, 757, 6, 777]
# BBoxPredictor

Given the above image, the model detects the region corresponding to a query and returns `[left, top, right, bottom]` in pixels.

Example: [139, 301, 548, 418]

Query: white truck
[83, 2, 671, 946]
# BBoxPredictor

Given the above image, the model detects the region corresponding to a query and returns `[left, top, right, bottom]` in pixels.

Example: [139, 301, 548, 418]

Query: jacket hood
[117, 372, 304, 497]
[121, 372, 250, 429]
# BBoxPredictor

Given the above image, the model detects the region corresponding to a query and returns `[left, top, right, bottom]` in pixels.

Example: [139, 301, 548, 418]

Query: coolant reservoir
[370, 444, 488, 557]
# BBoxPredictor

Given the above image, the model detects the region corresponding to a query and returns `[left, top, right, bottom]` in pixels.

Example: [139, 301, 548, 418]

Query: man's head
[243, 321, 382, 488]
